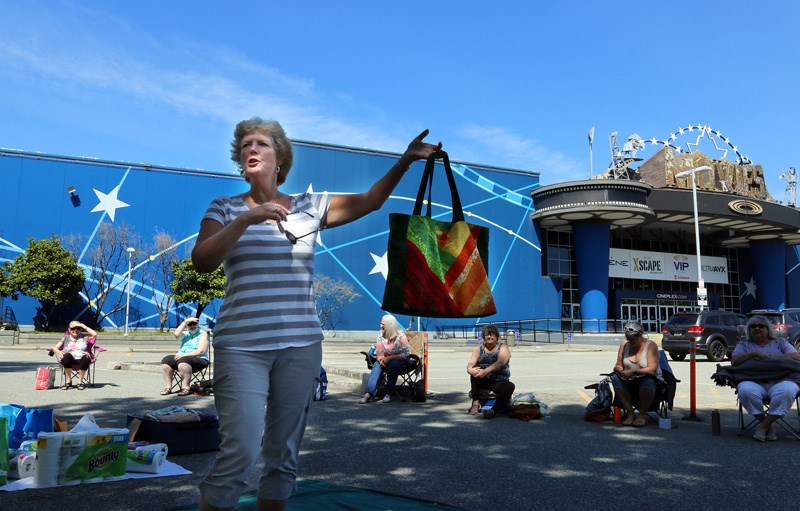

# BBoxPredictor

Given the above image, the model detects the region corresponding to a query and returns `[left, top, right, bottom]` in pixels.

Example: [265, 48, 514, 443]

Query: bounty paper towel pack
[34, 428, 128, 487]
[64, 429, 128, 482]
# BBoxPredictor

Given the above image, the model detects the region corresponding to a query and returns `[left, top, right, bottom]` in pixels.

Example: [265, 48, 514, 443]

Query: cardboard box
[127, 415, 220, 455]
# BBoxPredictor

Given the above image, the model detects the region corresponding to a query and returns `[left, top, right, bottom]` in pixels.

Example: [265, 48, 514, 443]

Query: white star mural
[91, 185, 130, 222]
[369, 251, 388, 279]
[741, 276, 757, 299]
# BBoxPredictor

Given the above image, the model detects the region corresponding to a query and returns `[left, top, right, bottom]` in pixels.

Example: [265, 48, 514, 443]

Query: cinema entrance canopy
[531, 137, 800, 332]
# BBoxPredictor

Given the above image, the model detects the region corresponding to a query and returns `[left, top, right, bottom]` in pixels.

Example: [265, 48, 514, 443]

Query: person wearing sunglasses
[731, 315, 800, 441]
[51, 321, 97, 390]
[160, 316, 209, 396]
[192, 117, 442, 511]
[610, 320, 662, 427]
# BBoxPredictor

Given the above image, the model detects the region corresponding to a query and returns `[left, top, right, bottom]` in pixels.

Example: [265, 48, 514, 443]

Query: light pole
[675, 165, 711, 423]
[124, 247, 135, 336]
[675, 165, 712, 310]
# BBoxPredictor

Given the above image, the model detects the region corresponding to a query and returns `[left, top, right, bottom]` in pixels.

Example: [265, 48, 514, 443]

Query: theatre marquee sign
[609, 248, 728, 284]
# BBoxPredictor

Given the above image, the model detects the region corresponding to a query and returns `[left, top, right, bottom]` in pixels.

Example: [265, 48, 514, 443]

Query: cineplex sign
[608, 248, 728, 284]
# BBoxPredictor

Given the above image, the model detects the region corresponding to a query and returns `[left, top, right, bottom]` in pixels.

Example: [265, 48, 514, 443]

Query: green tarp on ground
[173, 479, 466, 510]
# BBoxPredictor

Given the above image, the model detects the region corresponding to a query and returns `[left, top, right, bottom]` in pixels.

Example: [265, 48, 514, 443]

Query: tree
[145, 232, 180, 332]
[171, 258, 226, 320]
[314, 274, 360, 331]
[67, 222, 146, 328]
[2, 236, 84, 329]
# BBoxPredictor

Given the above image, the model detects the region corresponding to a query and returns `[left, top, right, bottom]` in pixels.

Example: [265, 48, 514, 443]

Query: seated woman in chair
[466, 324, 515, 419]
[161, 316, 209, 396]
[731, 315, 800, 441]
[52, 321, 98, 390]
[610, 320, 661, 427]
[359, 314, 413, 404]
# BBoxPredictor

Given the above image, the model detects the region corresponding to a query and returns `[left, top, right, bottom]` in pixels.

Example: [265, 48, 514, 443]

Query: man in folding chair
[731, 314, 800, 442]
[161, 316, 210, 396]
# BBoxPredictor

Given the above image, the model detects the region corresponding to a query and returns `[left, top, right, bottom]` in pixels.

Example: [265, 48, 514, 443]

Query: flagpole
[588, 127, 595, 178]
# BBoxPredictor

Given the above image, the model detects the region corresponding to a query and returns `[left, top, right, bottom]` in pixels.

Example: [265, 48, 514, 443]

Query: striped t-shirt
[202, 192, 330, 350]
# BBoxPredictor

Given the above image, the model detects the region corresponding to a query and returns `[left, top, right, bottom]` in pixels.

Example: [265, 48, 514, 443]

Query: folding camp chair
[711, 361, 800, 440]
[599, 350, 679, 423]
[737, 391, 800, 440]
[359, 332, 424, 402]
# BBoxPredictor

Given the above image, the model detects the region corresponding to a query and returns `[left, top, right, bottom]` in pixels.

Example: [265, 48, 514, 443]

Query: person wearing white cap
[610, 320, 662, 427]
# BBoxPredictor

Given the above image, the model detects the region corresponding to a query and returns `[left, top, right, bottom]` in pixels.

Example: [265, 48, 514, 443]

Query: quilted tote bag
[381, 152, 496, 318]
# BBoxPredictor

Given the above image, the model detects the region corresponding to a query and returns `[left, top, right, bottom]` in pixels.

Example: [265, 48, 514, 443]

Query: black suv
[744, 309, 800, 350]
[661, 311, 746, 362]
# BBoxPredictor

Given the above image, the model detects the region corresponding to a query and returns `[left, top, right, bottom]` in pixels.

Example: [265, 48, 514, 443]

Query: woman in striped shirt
[194, 117, 441, 511]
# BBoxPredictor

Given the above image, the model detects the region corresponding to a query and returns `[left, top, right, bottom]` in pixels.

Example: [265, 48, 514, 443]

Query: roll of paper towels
[135, 442, 169, 458]
[126, 449, 166, 474]
[10, 452, 36, 479]
[34, 432, 63, 488]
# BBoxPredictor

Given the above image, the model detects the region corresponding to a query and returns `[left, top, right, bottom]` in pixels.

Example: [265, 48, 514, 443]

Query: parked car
[661, 310, 746, 362]
[743, 309, 800, 350]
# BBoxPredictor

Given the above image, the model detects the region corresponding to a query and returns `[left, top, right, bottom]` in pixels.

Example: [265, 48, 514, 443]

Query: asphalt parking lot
[1, 339, 797, 510]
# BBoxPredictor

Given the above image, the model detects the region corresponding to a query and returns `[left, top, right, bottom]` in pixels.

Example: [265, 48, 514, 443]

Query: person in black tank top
[466, 324, 515, 419]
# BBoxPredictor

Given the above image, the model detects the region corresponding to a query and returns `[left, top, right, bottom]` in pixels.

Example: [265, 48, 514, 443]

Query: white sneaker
[382, 395, 391, 403]
[358, 394, 370, 404]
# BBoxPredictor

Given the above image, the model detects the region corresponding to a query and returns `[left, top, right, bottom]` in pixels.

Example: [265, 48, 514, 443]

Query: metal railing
[429, 318, 656, 344]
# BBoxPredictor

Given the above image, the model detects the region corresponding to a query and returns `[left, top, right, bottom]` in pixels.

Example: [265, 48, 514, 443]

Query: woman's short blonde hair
[381, 314, 403, 340]
[230, 117, 293, 185]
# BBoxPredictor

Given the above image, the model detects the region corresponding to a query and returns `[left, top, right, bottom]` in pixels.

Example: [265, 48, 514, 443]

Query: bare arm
[192, 200, 290, 273]
[52, 338, 65, 360]
[613, 341, 626, 374]
[731, 350, 765, 366]
[174, 317, 195, 340]
[466, 347, 481, 376]
[78, 323, 97, 339]
[324, 130, 442, 228]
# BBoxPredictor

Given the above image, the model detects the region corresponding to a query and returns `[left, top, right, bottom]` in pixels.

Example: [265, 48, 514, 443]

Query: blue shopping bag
[0, 403, 53, 449]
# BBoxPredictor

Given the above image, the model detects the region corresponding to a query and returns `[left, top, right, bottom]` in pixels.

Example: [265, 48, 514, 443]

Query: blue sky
[1, 0, 798, 197]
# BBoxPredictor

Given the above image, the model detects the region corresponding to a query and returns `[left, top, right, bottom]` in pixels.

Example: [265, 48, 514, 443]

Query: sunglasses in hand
[277, 211, 323, 245]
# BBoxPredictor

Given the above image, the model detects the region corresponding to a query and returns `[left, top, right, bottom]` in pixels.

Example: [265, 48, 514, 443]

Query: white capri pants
[738, 380, 800, 417]
[199, 342, 322, 508]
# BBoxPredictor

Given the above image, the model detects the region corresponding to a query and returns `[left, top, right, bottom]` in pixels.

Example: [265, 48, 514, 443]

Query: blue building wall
[0, 144, 542, 331]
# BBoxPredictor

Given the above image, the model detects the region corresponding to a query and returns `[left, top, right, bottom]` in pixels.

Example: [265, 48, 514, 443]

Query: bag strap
[411, 152, 464, 222]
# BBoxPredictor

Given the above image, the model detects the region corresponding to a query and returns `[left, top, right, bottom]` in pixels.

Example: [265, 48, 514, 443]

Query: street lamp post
[124, 247, 136, 336]
[675, 165, 711, 423]
[675, 165, 712, 310]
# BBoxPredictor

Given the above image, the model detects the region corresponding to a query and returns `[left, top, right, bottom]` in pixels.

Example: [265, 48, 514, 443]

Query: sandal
[61, 383, 72, 390]
[622, 414, 635, 426]
[632, 416, 647, 428]
[467, 404, 480, 415]
[76, 383, 85, 391]
[159, 388, 172, 396]
[177, 388, 191, 397]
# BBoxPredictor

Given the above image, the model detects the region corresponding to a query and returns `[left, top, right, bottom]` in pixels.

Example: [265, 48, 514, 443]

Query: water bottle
[711, 409, 721, 435]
